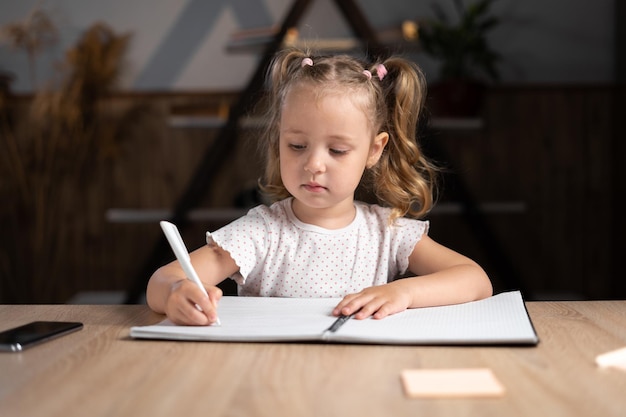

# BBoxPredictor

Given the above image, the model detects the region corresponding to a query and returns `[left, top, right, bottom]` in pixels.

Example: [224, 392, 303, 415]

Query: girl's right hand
[164, 279, 223, 326]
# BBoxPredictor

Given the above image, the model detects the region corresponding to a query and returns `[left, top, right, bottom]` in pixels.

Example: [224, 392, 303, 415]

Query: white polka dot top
[208, 198, 429, 298]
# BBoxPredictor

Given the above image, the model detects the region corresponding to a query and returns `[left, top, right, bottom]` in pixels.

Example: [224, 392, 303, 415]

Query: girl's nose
[304, 152, 326, 174]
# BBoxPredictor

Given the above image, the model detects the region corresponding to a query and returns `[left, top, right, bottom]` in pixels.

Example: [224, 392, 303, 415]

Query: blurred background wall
[0, 0, 614, 92]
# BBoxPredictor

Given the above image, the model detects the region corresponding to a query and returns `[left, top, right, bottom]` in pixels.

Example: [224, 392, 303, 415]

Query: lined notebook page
[334, 291, 538, 344]
[132, 297, 339, 342]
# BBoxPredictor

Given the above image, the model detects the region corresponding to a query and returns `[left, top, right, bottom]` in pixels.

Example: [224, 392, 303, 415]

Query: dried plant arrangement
[0, 4, 58, 89]
[0, 13, 154, 303]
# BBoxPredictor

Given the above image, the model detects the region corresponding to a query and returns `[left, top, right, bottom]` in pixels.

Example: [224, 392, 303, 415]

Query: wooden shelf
[106, 202, 526, 224]
[429, 117, 484, 131]
[168, 115, 483, 131]
[226, 20, 419, 54]
[168, 115, 264, 129]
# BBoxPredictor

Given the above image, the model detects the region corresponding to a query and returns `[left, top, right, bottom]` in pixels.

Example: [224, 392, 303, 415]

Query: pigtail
[265, 48, 309, 93]
[371, 58, 438, 221]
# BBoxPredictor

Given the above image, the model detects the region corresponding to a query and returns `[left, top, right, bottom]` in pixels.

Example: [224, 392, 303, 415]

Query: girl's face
[279, 84, 388, 227]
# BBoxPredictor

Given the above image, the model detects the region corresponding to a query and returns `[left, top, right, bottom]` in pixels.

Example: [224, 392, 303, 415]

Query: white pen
[160, 221, 221, 325]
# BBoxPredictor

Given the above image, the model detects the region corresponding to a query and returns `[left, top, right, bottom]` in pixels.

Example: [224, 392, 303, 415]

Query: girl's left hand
[332, 281, 412, 320]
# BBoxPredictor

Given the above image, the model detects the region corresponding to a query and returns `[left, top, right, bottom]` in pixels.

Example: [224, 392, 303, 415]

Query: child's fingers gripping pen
[160, 221, 221, 326]
[182, 255, 221, 326]
[196, 287, 222, 326]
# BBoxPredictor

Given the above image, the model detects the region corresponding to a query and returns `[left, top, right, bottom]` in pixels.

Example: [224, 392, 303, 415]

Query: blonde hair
[259, 47, 438, 221]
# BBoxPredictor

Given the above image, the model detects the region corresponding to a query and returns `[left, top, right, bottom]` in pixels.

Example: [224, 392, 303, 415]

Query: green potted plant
[418, 0, 501, 117]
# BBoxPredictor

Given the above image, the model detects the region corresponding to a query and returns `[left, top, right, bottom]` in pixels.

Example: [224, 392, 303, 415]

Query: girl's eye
[289, 144, 306, 151]
[330, 149, 348, 155]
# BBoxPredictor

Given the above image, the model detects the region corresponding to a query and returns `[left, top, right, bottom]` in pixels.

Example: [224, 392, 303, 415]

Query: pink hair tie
[362, 70, 372, 80]
[301, 57, 313, 68]
[376, 64, 388, 80]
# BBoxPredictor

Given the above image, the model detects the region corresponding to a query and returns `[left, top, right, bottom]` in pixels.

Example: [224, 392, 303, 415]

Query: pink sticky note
[401, 368, 506, 398]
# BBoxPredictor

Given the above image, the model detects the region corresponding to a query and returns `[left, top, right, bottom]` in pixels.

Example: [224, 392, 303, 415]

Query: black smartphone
[0, 321, 83, 352]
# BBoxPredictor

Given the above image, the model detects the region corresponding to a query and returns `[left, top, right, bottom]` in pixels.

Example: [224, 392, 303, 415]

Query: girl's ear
[367, 132, 389, 168]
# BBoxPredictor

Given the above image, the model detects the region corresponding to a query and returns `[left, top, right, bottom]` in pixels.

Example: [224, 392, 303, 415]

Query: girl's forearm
[399, 264, 493, 308]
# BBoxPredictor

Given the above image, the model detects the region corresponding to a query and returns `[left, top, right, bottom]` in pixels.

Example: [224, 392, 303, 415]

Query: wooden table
[1, 301, 625, 417]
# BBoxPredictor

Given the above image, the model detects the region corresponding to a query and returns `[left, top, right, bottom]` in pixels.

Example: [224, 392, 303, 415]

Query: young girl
[147, 48, 492, 325]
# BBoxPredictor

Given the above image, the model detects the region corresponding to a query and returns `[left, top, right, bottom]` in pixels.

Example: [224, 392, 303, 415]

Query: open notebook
[130, 290, 539, 345]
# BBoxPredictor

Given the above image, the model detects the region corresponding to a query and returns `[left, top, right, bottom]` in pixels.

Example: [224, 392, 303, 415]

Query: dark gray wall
[0, 0, 615, 92]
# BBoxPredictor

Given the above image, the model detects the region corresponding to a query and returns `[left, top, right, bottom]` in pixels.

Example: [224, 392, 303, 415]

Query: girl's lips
[303, 183, 326, 192]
